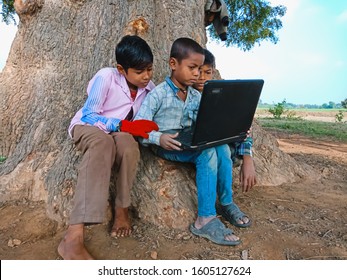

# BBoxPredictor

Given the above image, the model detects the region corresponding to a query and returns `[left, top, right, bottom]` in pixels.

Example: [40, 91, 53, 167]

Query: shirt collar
[116, 68, 152, 94]
[165, 76, 194, 96]
[165, 76, 180, 94]
[165, 76, 201, 103]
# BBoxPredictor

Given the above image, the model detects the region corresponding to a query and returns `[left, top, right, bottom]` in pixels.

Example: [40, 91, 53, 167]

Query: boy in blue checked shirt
[135, 38, 251, 246]
[192, 49, 257, 192]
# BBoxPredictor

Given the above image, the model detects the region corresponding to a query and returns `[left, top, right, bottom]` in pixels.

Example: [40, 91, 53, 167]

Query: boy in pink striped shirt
[58, 35, 158, 260]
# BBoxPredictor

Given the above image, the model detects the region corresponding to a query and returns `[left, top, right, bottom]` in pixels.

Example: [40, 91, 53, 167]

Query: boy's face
[193, 64, 214, 92]
[117, 64, 153, 90]
[169, 52, 204, 88]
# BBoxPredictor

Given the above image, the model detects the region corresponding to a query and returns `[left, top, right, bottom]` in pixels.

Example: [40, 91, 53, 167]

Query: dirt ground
[1, 126, 346, 260]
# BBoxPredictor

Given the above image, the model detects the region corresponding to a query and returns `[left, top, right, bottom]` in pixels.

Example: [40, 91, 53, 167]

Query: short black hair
[203, 49, 216, 69]
[115, 35, 153, 71]
[170, 37, 204, 62]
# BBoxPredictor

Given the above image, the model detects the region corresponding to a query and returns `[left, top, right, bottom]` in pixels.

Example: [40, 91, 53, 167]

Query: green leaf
[208, 0, 286, 51]
[1, 0, 16, 25]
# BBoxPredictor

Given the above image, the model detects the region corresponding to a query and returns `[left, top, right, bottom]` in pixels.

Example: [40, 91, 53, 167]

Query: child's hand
[245, 127, 252, 139]
[120, 120, 159, 139]
[160, 133, 182, 150]
[239, 155, 257, 192]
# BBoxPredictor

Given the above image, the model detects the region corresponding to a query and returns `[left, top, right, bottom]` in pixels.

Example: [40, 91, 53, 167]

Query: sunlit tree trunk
[0, 0, 314, 229]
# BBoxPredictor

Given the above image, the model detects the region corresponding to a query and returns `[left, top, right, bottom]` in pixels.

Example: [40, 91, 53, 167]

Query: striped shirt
[68, 68, 155, 137]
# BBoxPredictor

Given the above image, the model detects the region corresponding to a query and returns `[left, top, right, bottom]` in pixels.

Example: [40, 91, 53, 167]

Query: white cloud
[304, 4, 325, 17]
[296, 52, 327, 66]
[206, 40, 285, 91]
[337, 10, 347, 23]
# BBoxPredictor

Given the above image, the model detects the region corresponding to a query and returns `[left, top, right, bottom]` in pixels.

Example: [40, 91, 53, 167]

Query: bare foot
[237, 216, 250, 225]
[58, 224, 94, 260]
[110, 207, 132, 238]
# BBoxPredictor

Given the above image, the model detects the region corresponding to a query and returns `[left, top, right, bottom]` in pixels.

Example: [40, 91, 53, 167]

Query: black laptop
[165, 79, 264, 150]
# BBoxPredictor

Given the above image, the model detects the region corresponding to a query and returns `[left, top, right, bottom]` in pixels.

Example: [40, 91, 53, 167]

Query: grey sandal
[190, 218, 241, 246]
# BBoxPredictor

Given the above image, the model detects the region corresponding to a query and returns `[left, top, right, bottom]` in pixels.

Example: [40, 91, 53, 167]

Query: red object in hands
[120, 120, 159, 139]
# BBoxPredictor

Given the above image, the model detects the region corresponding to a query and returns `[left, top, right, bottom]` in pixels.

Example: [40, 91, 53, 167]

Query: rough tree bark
[0, 0, 316, 230]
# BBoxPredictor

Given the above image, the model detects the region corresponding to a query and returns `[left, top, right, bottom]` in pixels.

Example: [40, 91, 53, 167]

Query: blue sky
[1, 0, 346, 105]
[207, 0, 347, 105]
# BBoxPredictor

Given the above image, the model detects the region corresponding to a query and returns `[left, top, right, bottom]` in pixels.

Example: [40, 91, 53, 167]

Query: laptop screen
[192, 79, 264, 146]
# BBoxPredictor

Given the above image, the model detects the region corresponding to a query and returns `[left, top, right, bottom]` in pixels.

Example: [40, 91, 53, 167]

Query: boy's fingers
[170, 145, 182, 151]
[167, 142, 182, 151]
[169, 132, 179, 138]
[167, 135, 181, 146]
[162, 137, 182, 150]
[242, 183, 248, 193]
[172, 139, 181, 147]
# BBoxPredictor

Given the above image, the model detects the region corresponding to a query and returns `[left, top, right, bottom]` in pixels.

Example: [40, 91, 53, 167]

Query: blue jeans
[153, 144, 233, 218]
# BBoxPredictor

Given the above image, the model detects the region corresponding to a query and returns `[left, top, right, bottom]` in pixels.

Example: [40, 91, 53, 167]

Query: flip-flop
[190, 218, 241, 246]
[218, 203, 252, 228]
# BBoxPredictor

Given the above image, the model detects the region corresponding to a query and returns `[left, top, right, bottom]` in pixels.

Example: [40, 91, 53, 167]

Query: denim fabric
[153, 144, 233, 217]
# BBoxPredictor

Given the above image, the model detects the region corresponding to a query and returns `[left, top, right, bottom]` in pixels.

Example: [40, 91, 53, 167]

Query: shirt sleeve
[134, 91, 162, 146]
[80, 75, 121, 132]
[235, 136, 253, 157]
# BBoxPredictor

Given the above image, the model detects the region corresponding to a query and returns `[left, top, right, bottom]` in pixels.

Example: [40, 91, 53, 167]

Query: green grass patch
[258, 118, 347, 142]
[0, 156, 6, 163]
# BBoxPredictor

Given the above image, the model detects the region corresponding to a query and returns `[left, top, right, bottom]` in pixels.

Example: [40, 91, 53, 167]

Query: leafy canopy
[1, 0, 286, 51]
[208, 0, 287, 51]
[1, 0, 16, 25]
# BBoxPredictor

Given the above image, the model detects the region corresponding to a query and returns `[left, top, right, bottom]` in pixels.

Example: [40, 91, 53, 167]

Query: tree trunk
[0, 0, 316, 230]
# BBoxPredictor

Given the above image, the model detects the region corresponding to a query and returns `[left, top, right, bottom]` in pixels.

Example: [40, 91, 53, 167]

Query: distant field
[256, 107, 347, 142]
[256, 107, 342, 115]
[256, 108, 344, 122]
